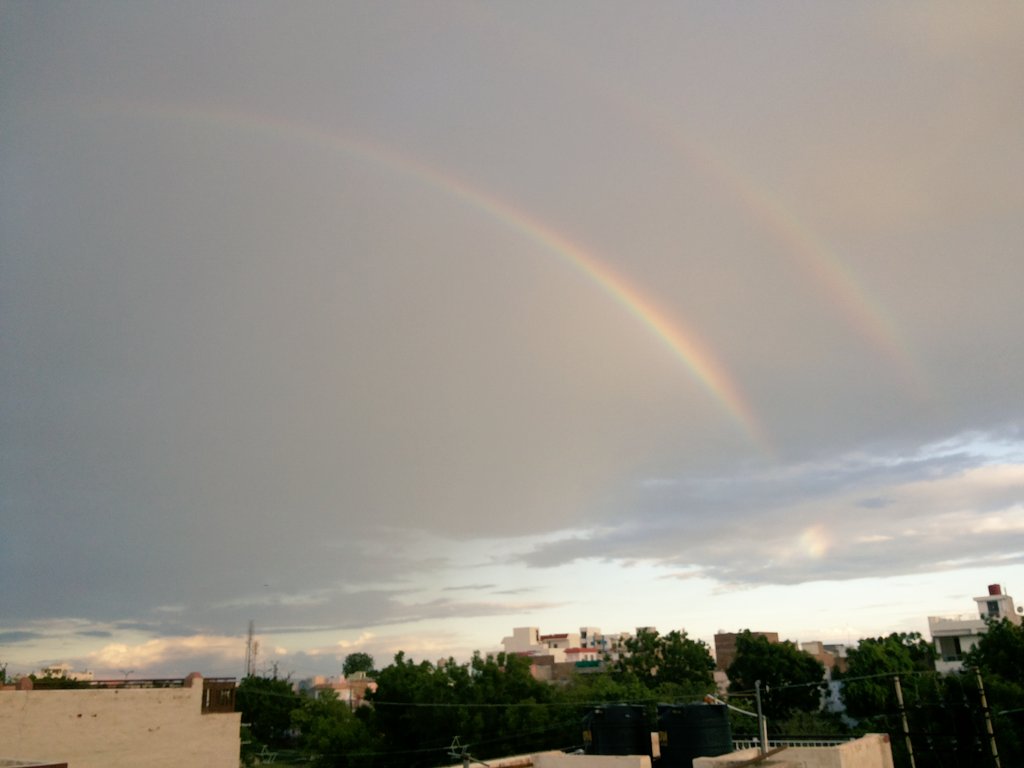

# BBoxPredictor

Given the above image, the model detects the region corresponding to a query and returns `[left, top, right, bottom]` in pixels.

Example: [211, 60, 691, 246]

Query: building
[713, 631, 779, 672]
[565, 648, 602, 664]
[539, 631, 582, 657]
[300, 671, 377, 708]
[0, 673, 240, 768]
[36, 663, 94, 682]
[501, 626, 646, 666]
[500, 628, 593, 663]
[927, 583, 1020, 673]
[579, 627, 603, 649]
[801, 641, 848, 674]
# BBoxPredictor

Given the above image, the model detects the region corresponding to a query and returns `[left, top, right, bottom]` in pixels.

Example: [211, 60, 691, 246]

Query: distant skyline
[2, 2, 1022, 680]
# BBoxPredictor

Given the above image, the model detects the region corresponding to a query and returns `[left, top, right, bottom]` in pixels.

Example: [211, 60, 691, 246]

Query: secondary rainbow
[544, 57, 931, 402]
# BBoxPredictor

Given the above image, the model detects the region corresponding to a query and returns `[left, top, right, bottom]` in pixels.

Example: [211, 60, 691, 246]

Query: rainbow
[677, 136, 930, 398]
[86, 98, 770, 448]
[488, 31, 931, 401]
[583, 85, 931, 400]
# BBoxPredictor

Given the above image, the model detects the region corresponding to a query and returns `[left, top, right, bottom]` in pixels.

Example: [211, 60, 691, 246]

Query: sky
[2, 2, 1022, 681]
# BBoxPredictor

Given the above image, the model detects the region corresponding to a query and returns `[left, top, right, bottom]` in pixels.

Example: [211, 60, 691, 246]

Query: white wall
[693, 734, 893, 768]
[0, 681, 240, 768]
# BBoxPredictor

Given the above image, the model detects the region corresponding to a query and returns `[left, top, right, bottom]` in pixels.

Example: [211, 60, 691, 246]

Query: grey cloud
[0, 631, 43, 644]
[515, 436, 1024, 585]
[257, 595, 563, 636]
[856, 497, 891, 509]
[443, 584, 497, 592]
[2, 2, 1023, 675]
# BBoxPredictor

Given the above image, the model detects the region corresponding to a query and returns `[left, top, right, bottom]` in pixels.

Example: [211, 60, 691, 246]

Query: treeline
[836, 621, 1024, 767]
[237, 621, 1024, 768]
[238, 629, 716, 767]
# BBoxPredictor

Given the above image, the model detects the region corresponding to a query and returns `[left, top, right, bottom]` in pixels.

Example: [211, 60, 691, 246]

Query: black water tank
[658, 703, 733, 766]
[585, 704, 651, 756]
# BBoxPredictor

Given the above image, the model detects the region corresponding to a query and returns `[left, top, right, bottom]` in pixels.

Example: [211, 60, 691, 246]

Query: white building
[37, 663, 94, 681]
[927, 583, 1020, 673]
[501, 628, 587, 663]
[501, 627, 547, 656]
[502, 626, 646, 664]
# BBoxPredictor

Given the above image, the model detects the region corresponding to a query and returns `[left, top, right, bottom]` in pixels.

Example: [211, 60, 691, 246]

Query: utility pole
[975, 668, 1001, 768]
[893, 676, 916, 768]
[754, 680, 769, 756]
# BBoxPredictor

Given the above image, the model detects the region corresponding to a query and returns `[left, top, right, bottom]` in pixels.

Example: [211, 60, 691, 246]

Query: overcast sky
[2, 2, 1022, 680]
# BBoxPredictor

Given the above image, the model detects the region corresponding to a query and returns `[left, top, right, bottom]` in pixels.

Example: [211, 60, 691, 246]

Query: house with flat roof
[928, 583, 1019, 673]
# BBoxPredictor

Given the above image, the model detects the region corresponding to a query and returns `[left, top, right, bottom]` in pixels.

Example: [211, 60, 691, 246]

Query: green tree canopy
[291, 688, 374, 768]
[367, 652, 478, 768]
[960, 619, 1024, 766]
[613, 628, 716, 697]
[839, 632, 935, 720]
[343, 652, 376, 678]
[963, 618, 1024, 686]
[367, 651, 563, 768]
[726, 630, 825, 720]
[236, 674, 302, 746]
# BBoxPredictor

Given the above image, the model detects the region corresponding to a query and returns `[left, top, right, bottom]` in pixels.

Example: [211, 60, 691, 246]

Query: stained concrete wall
[693, 734, 893, 768]
[443, 752, 651, 768]
[534, 756, 651, 768]
[0, 680, 240, 768]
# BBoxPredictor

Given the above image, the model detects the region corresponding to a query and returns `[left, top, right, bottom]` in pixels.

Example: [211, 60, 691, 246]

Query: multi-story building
[539, 631, 581, 656]
[579, 627, 603, 650]
[501, 627, 596, 663]
[928, 583, 1020, 673]
[801, 641, 848, 674]
[501, 627, 549, 658]
[501, 626, 655, 675]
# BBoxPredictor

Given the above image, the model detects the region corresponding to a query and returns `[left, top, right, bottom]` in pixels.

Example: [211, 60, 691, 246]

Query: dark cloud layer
[2, 2, 1022, 675]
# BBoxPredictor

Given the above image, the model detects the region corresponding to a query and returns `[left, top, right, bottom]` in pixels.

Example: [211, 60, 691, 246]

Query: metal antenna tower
[245, 620, 259, 677]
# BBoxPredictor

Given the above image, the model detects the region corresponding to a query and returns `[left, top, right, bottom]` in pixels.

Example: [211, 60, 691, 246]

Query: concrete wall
[693, 735, 893, 768]
[534, 756, 650, 768]
[443, 754, 651, 768]
[0, 680, 240, 768]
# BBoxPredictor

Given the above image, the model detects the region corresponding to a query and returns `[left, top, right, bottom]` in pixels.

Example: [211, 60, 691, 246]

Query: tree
[292, 688, 374, 768]
[840, 632, 935, 720]
[558, 668, 648, 706]
[29, 672, 89, 689]
[726, 631, 825, 720]
[367, 652, 472, 768]
[236, 674, 302, 747]
[466, 652, 558, 758]
[613, 628, 716, 697]
[962, 618, 1024, 765]
[963, 618, 1024, 686]
[343, 652, 376, 678]
[367, 650, 567, 767]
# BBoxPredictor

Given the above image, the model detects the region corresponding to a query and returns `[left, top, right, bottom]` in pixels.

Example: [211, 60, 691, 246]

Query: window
[987, 600, 1000, 617]
[938, 636, 962, 661]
